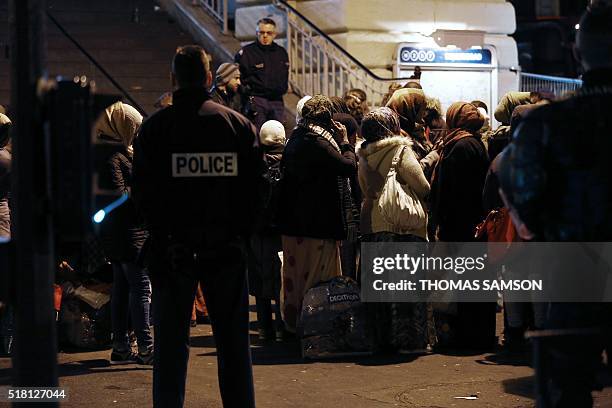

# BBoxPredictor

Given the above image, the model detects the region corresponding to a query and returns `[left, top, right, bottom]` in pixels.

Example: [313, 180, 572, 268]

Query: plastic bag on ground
[58, 297, 111, 349]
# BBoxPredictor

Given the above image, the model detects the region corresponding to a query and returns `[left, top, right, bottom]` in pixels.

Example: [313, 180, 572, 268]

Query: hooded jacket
[358, 136, 430, 239]
[94, 102, 148, 261]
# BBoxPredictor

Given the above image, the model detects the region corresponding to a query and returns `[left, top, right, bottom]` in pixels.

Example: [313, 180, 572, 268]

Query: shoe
[129, 331, 137, 348]
[109, 349, 138, 365]
[137, 349, 154, 365]
[398, 348, 429, 355]
[258, 327, 274, 341]
[275, 328, 285, 342]
[196, 315, 210, 324]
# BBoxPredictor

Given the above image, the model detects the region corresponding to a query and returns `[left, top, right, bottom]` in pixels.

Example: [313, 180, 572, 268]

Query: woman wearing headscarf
[487, 91, 531, 161]
[430, 101, 494, 350]
[431, 102, 489, 242]
[0, 113, 11, 355]
[385, 88, 429, 158]
[277, 95, 357, 333]
[333, 113, 362, 281]
[295, 95, 312, 124]
[358, 107, 431, 353]
[343, 88, 370, 124]
[359, 107, 430, 241]
[94, 102, 153, 365]
[0, 113, 12, 238]
[249, 120, 286, 341]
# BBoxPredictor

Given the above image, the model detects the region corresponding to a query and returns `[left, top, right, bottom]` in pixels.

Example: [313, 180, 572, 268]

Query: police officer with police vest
[235, 17, 289, 130]
[132, 45, 262, 408]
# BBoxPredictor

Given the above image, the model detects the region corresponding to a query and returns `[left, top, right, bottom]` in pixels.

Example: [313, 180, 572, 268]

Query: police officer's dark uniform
[133, 84, 262, 407]
[235, 40, 288, 130]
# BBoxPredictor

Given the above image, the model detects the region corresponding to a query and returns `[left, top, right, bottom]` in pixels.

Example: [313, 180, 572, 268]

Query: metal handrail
[46, 11, 148, 117]
[274, 0, 411, 106]
[274, 0, 407, 82]
[196, 0, 229, 34]
[520, 72, 582, 85]
[519, 71, 583, 98]
[274, 0, 581, 105]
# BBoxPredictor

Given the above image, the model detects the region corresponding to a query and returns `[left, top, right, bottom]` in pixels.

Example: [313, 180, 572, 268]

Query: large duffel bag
[299, 276, 372, 359]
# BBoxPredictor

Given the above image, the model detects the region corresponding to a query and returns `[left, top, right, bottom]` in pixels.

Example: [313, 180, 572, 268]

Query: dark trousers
[536, 303, 611, 408]
[111, 261, 153, 354]
[151, 243, 255, 408]
[252, 96, 285, 130]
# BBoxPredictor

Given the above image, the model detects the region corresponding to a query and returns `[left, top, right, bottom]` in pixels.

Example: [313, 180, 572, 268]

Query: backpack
[255, 155, 283, 232]
[486, 125, 511, 161]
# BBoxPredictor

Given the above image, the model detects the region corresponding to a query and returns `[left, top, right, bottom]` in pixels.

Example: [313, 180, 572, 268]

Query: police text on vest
[172, 153, 238, 177]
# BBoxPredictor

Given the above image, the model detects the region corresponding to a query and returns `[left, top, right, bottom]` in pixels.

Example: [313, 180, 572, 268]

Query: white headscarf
[95, 102, 143, 148]
[295, 95, 312, 123]
[259, 120, 286, 147]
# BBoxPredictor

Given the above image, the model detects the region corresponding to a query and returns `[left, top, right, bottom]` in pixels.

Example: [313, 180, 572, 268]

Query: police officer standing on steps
[235, 17, 289, 130]
[132, 45, 262, 408]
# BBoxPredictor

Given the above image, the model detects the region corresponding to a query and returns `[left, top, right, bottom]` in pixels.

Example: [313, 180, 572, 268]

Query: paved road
[1, 311, 611, 407]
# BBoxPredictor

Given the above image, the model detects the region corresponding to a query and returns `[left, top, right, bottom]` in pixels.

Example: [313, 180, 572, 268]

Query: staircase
[230, 0, 521, 110]
[1, 0, 196, 115]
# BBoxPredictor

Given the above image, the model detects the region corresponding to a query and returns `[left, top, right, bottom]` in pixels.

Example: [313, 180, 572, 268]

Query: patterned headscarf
[360, 107, 401, 142]
[300, 94, 333, 126]
[385, 88, 427, 134]
[446, 102, 485, 133]
[95, 102, 143, 148]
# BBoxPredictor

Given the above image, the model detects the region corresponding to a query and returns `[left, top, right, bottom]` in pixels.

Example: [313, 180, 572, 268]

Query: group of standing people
[3, 2, 611, 406]
[276, 84, 496, 351]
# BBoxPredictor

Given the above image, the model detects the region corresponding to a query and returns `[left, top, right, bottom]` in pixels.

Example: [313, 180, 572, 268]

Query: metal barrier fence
[196, 0, 229, 34]
[519, 72, 583, 98]
[274, 0, 403, 107]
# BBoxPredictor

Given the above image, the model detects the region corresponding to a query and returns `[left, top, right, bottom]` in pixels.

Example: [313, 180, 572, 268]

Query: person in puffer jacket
[358, 107, 430, 353]
[358, 107, 430, 241]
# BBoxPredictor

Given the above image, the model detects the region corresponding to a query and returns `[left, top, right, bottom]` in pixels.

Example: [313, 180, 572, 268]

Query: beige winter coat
[358, 136, 430, 239]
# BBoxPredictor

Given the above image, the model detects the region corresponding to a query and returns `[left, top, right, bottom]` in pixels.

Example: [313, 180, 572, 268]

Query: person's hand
[331, 120, 348, 144]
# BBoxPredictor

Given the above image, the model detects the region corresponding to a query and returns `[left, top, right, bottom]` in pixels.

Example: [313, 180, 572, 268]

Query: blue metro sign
[399, 47, 493, 66]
